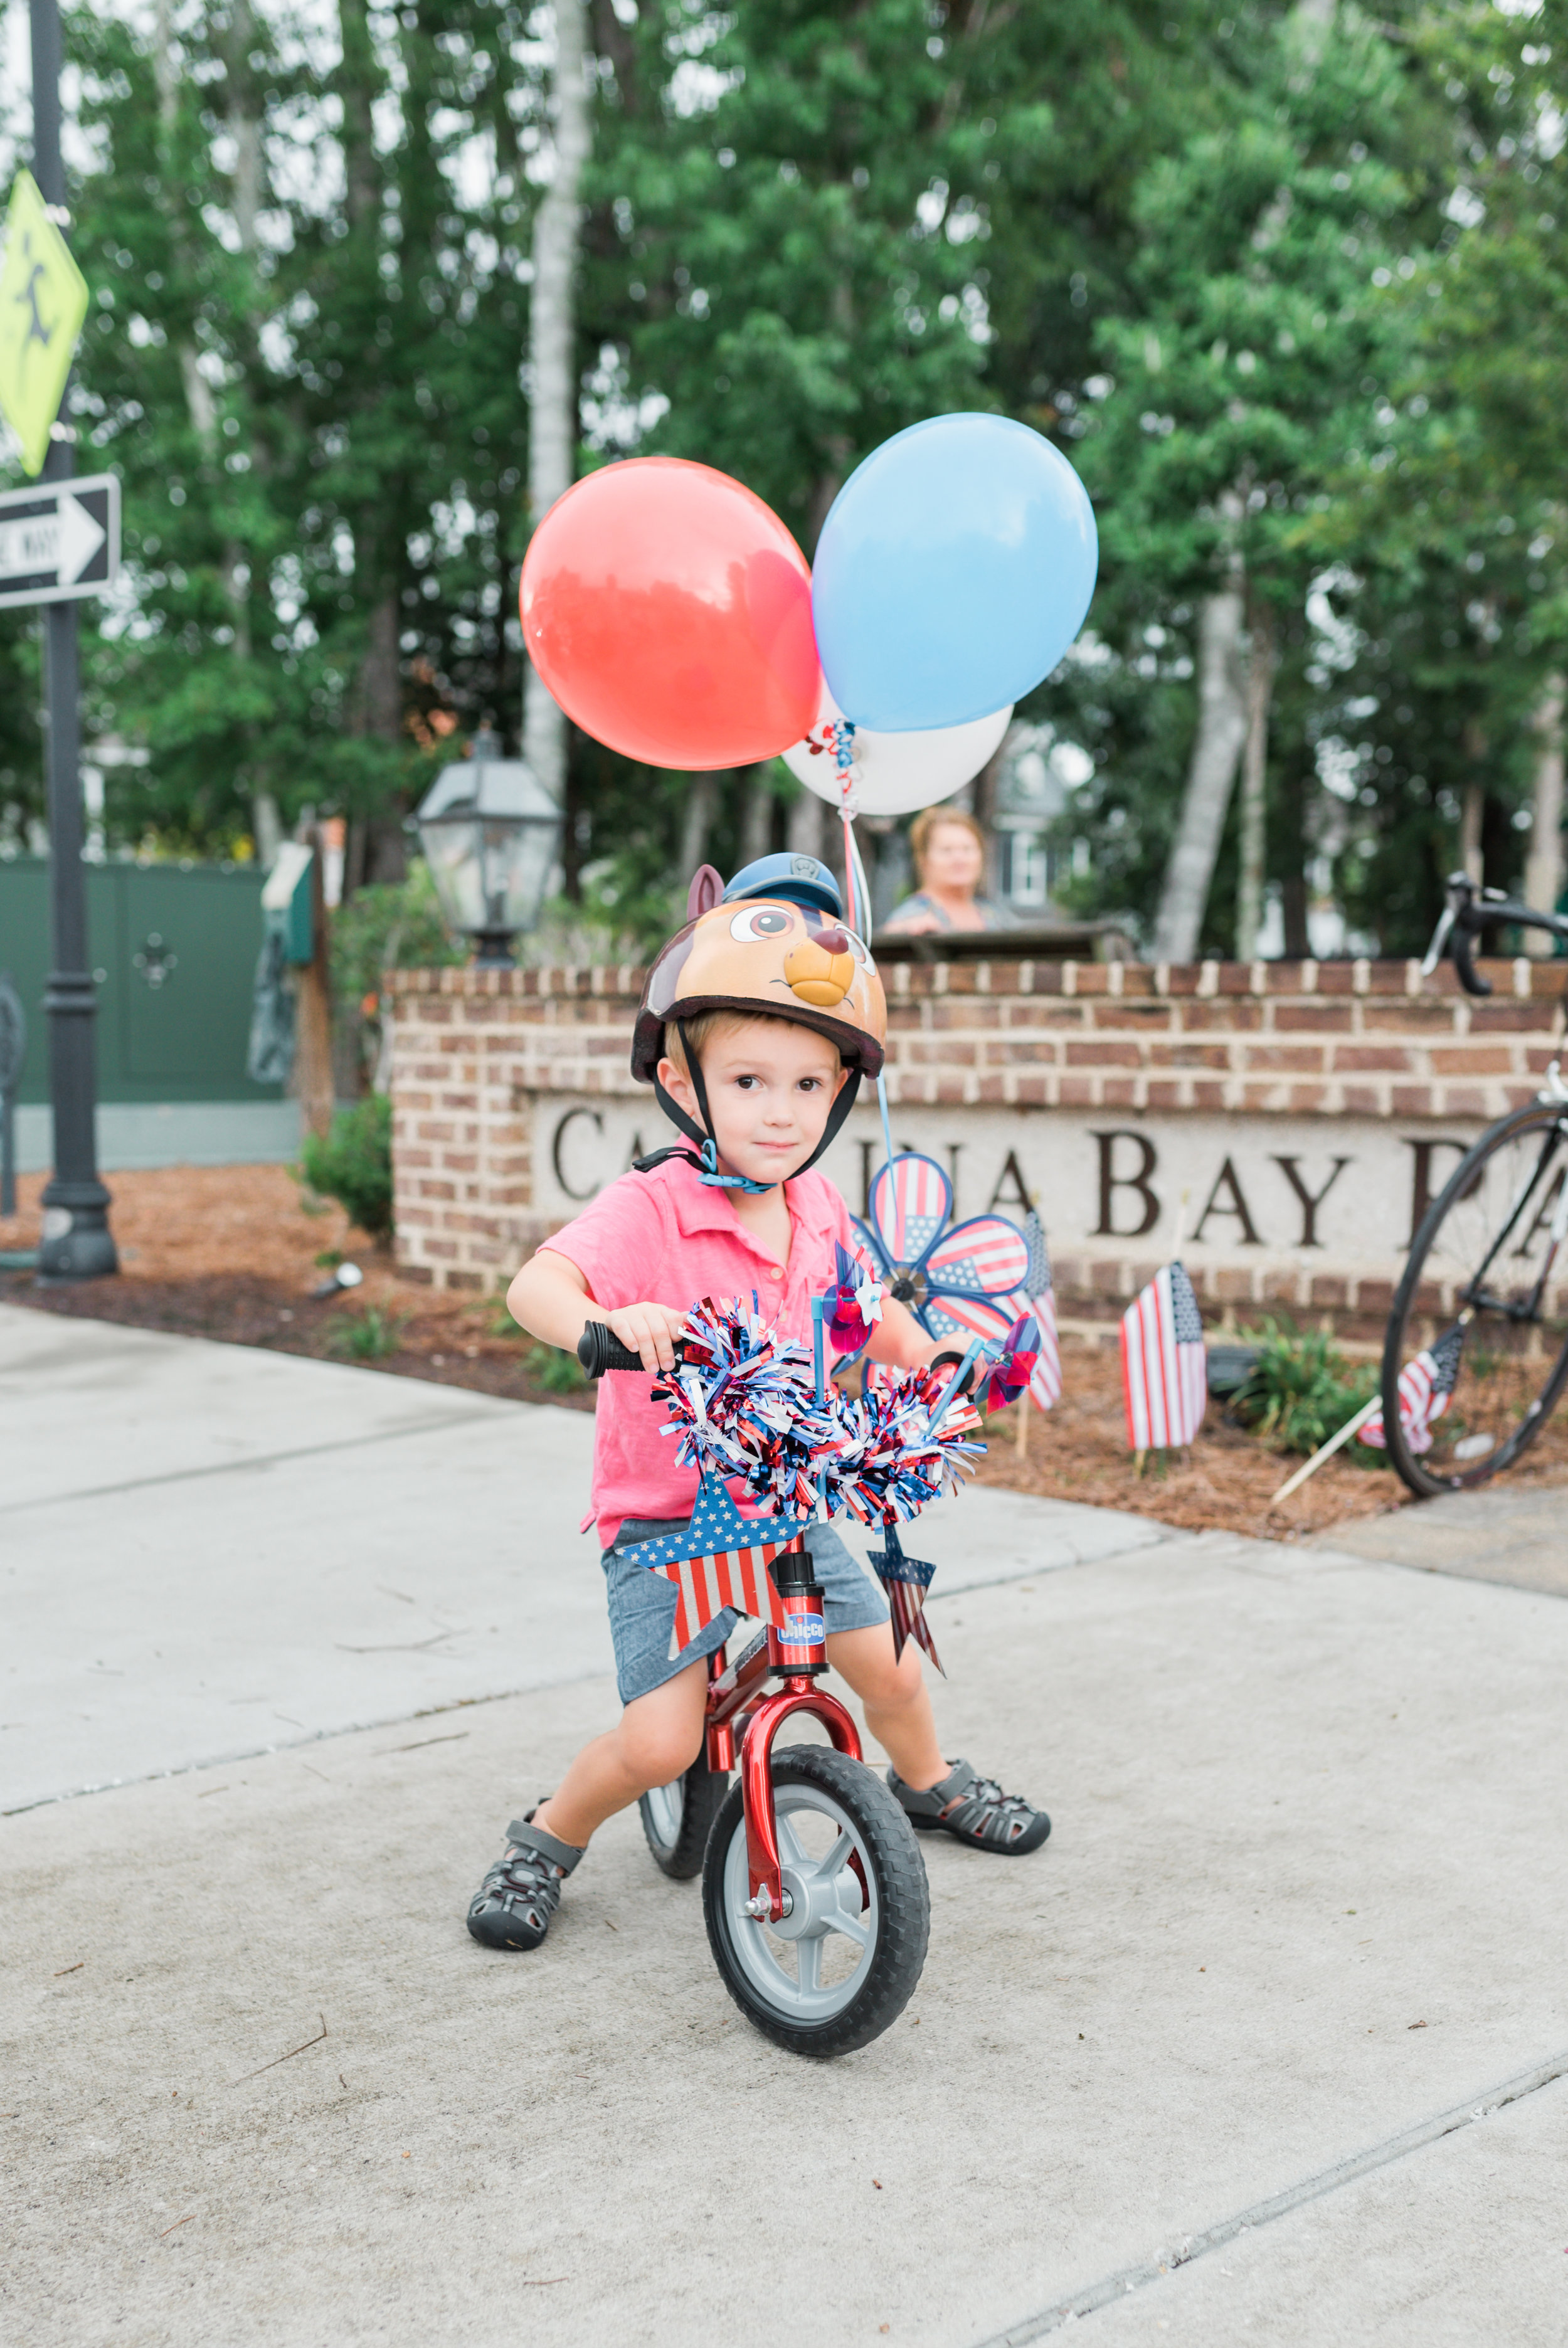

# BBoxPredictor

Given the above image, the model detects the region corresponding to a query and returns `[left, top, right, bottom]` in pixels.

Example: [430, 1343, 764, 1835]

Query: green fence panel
[0, 857, 280, 1105]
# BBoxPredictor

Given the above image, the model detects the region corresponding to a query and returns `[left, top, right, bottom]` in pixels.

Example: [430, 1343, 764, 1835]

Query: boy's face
[658, 1018, 847, 1185]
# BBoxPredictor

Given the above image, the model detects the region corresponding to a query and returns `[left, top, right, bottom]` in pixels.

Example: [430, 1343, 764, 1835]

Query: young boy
[467, 853, 1051, 1952]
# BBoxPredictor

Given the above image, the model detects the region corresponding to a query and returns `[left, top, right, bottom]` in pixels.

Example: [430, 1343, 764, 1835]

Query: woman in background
[882, 806, 1017, 936]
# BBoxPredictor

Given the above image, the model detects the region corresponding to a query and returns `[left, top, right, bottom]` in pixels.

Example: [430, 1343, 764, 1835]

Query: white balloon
[782, 682, 1012, 817]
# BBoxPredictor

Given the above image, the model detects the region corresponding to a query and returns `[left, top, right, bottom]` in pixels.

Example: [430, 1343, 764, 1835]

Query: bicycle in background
[1382, 872, 1568, 1498]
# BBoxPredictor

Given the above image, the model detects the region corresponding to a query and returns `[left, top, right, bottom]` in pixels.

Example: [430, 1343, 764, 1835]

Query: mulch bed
[8, 1163, 1567, 1542]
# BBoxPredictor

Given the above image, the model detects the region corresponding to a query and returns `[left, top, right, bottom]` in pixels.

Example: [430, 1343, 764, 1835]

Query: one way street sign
[0, 472, 119, 610]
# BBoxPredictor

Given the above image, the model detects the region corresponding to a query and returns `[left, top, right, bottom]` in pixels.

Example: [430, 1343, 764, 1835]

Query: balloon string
[840, 803, 861, 934]
[833, 778, 886, 1166]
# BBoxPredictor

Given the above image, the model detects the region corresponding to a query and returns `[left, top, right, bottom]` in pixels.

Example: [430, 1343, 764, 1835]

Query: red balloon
[520, 458, 820, 769]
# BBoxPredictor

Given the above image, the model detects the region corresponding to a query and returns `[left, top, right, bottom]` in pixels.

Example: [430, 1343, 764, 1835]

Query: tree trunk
[1153, 584, 1249, 963]
[970, 733, 1009, 900]
[524, 0, 591, 805]
[1523, 675, 1565, 949]
[253, 792, 283, 872]
[1278, 743, 1311, 959]
[1460, 780, 1485, 886]
[292, 825, 336, 1140]
[1234, 596, 1278, 962]
[678, 770, 720, 880]
[738, 764, 775, 866]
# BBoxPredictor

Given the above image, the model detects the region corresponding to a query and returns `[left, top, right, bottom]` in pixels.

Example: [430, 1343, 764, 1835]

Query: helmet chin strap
[633, 1018, 863, 1190]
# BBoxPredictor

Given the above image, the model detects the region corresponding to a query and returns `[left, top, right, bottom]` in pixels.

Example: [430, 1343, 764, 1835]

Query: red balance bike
[576, 1319, 974, 2059]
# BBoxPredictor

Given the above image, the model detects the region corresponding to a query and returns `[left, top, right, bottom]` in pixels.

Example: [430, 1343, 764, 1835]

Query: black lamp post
[415, 728, 562, 968]
[31, 0, 115, 1281]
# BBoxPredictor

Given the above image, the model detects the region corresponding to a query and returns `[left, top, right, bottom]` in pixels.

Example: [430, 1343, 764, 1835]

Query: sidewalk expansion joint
[974, 2048, 1568, 2344]
[1, 1668, 617, 1816]
[0, 1410, 497, 1516]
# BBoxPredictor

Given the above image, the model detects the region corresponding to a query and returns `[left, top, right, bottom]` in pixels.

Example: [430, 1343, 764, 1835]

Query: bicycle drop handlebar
[1422, 870, 1568, 998]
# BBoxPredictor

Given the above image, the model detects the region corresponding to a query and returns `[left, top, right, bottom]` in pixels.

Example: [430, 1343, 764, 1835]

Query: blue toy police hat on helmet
[721, 852, 842, 921]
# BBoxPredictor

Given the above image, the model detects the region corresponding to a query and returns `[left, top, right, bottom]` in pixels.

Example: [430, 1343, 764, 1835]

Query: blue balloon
[812, 413, 1099, 732]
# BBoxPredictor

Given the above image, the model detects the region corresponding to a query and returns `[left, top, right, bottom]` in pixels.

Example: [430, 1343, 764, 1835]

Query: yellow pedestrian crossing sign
[0, 170, 90, 478]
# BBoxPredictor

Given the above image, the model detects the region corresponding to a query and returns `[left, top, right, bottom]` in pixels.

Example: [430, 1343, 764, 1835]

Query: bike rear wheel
[702, 1745, 929, 2058]
[639, 1755, 729, 1881]
[1382, 1099, 1568, 1498]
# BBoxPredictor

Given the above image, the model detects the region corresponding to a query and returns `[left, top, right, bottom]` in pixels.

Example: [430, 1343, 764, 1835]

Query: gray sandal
[887, 1758, 1051, 1854]
[466, 1811, 583, 1950]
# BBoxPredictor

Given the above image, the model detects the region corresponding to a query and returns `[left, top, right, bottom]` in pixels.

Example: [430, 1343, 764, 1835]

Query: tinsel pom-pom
[653, 1298, 982, 1526]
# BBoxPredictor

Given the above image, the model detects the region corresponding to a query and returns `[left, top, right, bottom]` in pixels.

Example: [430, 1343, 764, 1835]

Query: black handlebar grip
[1450, 925, 1493, 998]
[576, 1323, 649, 1378]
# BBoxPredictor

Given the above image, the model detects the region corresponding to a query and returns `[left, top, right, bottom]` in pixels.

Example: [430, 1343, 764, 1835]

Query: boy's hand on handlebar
[603, 1301, 689, 1373]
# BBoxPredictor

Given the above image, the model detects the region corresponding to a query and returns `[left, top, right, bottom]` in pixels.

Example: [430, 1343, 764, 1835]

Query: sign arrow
[56, 490, 107, 584]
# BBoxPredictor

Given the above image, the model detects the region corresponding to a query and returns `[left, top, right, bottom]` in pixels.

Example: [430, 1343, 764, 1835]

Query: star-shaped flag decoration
[617, 1472, 797, 1657]
[867, 1520, 944, 1675]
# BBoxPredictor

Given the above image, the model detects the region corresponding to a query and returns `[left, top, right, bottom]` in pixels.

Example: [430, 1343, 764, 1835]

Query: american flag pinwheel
[822, 1239, 884, 1360]
[854, 1155, 1061, 1410]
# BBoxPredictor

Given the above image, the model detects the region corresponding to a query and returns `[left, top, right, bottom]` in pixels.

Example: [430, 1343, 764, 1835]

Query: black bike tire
[638, 1757, 729, 1881]
[701, 1745, 930, 2059]
[1382, 1099, 1568, 1499]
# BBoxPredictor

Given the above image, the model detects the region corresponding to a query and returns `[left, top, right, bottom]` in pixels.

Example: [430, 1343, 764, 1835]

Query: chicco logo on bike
[781, 1613, 825, 1643]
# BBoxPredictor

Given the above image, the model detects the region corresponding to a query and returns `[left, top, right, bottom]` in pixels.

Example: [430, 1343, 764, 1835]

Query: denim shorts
[601, 1517, 889, 1707]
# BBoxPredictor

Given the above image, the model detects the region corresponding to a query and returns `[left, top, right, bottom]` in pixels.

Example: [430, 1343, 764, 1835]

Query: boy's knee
[620, 1714, 704, 1790]
[861, 1644, 925, 1714]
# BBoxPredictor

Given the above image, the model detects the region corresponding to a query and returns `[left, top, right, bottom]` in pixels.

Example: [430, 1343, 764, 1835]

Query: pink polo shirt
[539, 1154, 856, 1548]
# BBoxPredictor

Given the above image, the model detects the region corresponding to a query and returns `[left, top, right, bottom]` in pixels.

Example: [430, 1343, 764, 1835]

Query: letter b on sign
[1092, 1129, 1159, 1239]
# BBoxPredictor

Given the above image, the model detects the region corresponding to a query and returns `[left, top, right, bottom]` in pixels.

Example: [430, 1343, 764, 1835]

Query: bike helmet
[632, 858, 886, 1190]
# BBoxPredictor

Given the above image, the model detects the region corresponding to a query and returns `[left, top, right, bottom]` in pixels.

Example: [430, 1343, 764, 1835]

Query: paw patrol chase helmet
[631, 854, 886, 1186]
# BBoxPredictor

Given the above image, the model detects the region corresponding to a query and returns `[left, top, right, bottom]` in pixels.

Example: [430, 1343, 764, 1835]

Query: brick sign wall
[389, 955, 1564, 1321]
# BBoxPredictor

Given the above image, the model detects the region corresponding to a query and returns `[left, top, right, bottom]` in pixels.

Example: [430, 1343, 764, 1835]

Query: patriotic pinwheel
[822, 1240, 884, 1358]
[854, 1156, 1061, 1409]
[980, 1312, 1041, 1415]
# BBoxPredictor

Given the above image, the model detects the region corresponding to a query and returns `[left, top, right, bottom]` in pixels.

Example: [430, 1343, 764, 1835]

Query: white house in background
[992, 724, 1094, 915]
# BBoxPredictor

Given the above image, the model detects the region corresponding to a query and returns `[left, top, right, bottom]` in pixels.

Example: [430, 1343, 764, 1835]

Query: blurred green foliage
[0, 0, 1560, 963]
[326, 1303, 410, 1362]
[300, 1094, 394, 1242]
[1229, 1318, 1379, 1459]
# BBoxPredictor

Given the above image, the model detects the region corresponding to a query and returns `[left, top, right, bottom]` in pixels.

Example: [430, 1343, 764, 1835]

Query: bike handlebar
[1422, 871, 1568, 998]
[576, 1322, 654, 1378]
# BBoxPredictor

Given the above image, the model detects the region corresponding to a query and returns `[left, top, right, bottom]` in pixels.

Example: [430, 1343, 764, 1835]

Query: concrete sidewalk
[3, 1304, 1565, 2347]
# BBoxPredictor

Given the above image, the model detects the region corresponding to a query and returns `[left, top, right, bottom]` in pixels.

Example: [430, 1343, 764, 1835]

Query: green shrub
[300, 1093, 393, 1240]
[330, 861, 465, 1008]
[527, 1341, 588, 1394]
[1229, 1318, 1379, 1457]
[326, 1303, 409, 1360]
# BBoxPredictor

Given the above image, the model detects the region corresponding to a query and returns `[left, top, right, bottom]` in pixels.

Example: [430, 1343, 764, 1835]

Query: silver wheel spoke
[776, 1812, 808, 1867]
[810, 1828, 850, 1884]
[796, 1935, 822, 1996]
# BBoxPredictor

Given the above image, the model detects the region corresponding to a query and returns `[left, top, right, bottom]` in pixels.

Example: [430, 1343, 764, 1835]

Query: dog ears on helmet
[686, 865, 724, 921]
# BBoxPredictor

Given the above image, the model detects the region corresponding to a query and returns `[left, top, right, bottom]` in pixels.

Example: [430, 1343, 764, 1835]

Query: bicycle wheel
[639, 1755, 729, 1881]
[702, 1745, 930, 2058]
[1383, 1099, 1568, 1498]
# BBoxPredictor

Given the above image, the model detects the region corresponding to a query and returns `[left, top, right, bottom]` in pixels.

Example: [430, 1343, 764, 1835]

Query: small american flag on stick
[1021, 1210, 1062, 1409]
[1120, 1261, 1208, 1451]
[1357, 1325, 1465, 1456]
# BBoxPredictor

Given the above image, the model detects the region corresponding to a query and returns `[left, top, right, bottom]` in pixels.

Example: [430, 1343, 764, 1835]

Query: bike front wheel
[1383, 1099, 1568, 1497]
[702, 1745, 930, 2058]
